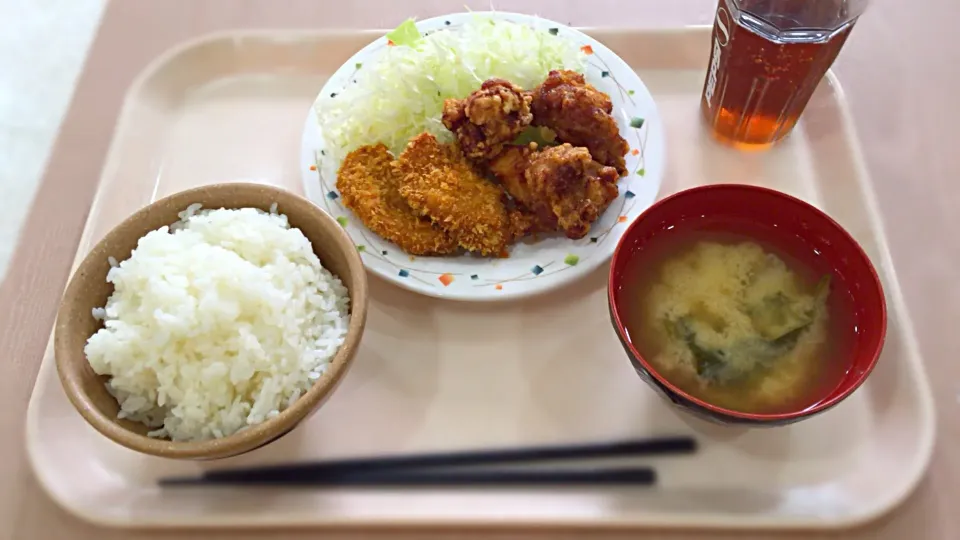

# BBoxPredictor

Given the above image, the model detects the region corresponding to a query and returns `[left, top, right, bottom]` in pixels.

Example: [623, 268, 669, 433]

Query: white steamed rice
[84, 204, 350, 442]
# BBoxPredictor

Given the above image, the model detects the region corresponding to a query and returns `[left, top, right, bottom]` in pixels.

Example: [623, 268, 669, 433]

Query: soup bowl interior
[54, 183, 368, 459]
[608, 184, 886, 425]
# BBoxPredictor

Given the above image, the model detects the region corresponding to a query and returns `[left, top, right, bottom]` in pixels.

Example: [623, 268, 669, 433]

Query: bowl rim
[54, 183, 368, 459]
[607, 183, 888, 422]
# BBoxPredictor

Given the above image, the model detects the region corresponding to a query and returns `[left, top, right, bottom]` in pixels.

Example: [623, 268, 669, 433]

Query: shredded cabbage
[315, 16, 587, 163]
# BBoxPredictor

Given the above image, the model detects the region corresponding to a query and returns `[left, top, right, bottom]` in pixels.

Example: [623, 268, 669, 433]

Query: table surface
[2, 0, 957, 538]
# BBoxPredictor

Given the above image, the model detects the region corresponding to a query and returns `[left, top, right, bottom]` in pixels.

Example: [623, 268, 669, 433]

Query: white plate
[300, 12, 665, 301]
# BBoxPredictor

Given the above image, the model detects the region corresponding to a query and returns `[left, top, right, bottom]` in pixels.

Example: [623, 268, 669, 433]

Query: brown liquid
[700, 5, 854, 148]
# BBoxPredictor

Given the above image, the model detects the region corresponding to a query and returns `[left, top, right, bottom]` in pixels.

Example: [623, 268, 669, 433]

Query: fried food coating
[489, 143, 620, 240]
[395, 133, 519, 257]
[336, 144, 458, 256]
[531, 70, 630, 176]
[506, 205, 550, 241]
[488, 145, 559, 233]
[442, 78, 534, 161]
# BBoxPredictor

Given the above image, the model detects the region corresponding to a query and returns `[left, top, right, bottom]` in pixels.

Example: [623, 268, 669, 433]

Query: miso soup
[617, 224, 856, 415]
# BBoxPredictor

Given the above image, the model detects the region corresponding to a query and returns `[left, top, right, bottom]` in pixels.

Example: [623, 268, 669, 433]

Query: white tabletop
[0, 0, 104, 276]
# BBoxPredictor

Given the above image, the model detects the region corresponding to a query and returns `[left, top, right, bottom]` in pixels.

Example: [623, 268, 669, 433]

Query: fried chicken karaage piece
[487, 146, 559, 233]
[531, 70, 630, 176]
[336, 144, 458, 256]
[489, 143, 620, 240]
[442, 78, 533, 161]
[395, 133, 521, 257]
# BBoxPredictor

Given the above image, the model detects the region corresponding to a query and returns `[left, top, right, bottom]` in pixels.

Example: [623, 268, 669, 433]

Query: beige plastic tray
[25, 27, 934, 531]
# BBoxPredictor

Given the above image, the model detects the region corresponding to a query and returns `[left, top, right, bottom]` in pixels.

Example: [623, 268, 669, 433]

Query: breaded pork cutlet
[395, 133, 522, 257]
[336, 144, 458, 256]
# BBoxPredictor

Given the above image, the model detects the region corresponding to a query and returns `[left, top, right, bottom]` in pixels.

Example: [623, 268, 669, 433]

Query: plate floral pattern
[300, 12, 665, 301]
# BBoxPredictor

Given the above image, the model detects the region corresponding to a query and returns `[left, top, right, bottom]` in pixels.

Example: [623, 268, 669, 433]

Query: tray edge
[23, 24, 936, 532]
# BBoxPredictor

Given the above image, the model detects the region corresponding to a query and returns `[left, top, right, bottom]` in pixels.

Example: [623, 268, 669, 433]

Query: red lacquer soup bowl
[608, 184, 887, 426]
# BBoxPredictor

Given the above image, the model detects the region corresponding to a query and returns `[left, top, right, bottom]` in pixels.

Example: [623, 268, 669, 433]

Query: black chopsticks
[163, 467, 658, 487]
[160, 435, 695, 488]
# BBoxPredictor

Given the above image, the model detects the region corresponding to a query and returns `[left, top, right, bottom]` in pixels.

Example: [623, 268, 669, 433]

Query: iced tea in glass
[701, 0, 869, 148]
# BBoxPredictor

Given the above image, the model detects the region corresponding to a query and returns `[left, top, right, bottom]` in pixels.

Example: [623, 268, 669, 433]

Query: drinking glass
[701, 0, 870, 148]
